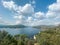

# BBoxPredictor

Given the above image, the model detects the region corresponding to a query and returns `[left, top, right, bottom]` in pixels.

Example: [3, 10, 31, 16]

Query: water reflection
[0, 27, 40, 37]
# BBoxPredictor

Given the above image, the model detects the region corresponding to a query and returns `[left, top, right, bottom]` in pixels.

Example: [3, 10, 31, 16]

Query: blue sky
[0, 0, 60, 26]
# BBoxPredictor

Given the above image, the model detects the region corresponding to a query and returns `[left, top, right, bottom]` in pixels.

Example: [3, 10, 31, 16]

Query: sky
[0, 0, 60, 26]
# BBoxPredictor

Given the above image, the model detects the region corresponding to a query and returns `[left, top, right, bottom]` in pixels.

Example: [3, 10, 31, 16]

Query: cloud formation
[2, 0, 60, 26]
[46, 0, 60, 25]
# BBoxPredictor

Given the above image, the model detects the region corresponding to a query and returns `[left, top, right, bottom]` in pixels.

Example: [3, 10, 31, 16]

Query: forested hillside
[34, 25, 60, 45]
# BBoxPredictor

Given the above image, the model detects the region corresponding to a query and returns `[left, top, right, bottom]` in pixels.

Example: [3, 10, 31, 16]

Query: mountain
[0, 24, 26, 28]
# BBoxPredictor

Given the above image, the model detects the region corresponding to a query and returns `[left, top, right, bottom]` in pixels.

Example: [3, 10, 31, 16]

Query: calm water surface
[0, 27, 40, 37]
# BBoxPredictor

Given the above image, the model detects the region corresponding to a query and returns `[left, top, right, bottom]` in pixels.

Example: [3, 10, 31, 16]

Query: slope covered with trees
[35, 25, 60, 45]
[0, 30, 34, 45]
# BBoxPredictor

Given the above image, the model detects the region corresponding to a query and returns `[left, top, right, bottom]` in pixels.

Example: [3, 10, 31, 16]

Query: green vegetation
[0, 25, 60, 45]
[35, 25, 60, 45]
[0, 30, 34, 45]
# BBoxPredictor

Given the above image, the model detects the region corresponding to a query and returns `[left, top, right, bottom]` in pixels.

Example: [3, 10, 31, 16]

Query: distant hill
[0, 24, 26, 28]
[33, 25, 54, 28]
[33, 25, 55, 31]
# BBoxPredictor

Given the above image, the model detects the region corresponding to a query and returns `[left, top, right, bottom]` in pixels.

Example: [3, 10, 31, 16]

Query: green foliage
[0, 30, 17, 45]
[1, 25, 60, 45]
[0, 30, 33, 45]
[35, 26, 60, 45]
[14, 34, 28, 45]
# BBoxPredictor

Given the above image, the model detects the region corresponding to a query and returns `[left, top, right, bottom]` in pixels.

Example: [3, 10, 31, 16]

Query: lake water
[0, 27, 40, 38]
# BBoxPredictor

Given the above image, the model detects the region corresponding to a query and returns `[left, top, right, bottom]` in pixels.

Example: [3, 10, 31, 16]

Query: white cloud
[13, 15, 26, 25]
[16, 20, 23, 24]
[13, 15, 25, 20]
[2, 1, 16, 10]
[46, 1, 60, 17]
[47, 0, 60, 18]
[45, 0, 60, 25]
[48, 3, 60, 12]
[34, 12, 45, 19]
[26, 17, 34, 24]
[21, 4, 34, 14]
[2, 0, 60, 26]
[2, 0, 35, 25]
[57, 0, 60, 3]
[46, 11, 56, 18]
[2, 1, 34, 15]
[27, 17, 33, 22]
[2, 0, 22, 14]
